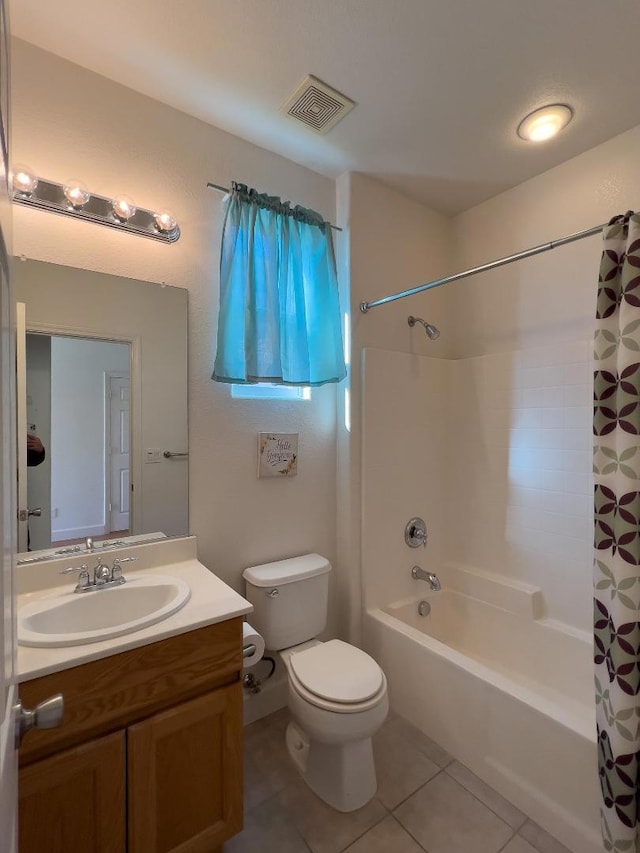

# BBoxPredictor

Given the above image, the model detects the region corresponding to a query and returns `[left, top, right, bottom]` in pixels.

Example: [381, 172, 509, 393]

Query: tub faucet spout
[411, 566, 441, 590]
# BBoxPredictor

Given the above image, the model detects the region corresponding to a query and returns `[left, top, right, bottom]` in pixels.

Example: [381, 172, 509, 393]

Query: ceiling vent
[281, 75, 355, 135]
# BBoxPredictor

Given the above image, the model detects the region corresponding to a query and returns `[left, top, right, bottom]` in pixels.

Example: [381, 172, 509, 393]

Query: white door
[108, 374, 130, 533]
[0, 241, 17, 853]
[15, 304, 27, 553]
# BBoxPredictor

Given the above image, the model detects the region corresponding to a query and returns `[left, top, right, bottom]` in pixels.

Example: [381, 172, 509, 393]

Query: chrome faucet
[411, 566, 441, 590]
[61, 555, 137, 593]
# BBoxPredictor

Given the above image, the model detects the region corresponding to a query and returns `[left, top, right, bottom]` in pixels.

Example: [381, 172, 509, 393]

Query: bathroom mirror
[14, 258, 189, 561]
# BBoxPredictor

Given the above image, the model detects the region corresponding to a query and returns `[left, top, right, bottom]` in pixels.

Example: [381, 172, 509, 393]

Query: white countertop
[17, 536, 252, 682]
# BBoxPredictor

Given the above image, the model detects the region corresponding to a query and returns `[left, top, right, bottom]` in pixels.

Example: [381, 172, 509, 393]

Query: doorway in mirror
[25, 333, 131, 551]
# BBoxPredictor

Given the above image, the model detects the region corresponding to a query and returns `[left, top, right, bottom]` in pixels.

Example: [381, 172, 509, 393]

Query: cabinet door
[128, 683, 243, 853]
[19, 730, 126, 853]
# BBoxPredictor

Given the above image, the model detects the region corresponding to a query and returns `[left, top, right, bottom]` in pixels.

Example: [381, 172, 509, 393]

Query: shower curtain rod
[206, 182, 343, 232]
[359, 219, 609, 313]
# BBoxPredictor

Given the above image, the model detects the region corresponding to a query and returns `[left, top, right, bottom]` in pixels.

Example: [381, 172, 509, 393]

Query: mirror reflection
[26, 333, 131, 551]
[15, 259, 189, 561]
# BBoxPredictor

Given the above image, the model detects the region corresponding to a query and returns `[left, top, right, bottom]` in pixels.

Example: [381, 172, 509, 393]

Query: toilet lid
[290, 639, 383, 704]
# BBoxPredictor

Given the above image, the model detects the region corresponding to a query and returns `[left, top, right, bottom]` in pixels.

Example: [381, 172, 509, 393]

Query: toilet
[243, 553, 388, 813]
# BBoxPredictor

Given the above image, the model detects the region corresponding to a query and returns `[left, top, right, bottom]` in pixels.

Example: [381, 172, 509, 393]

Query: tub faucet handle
[405, 517, 428, 548]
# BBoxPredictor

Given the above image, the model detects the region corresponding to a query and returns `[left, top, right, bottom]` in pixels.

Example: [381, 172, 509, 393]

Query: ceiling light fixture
[517, 104, 573, 142]
[11, 170, 180, 243]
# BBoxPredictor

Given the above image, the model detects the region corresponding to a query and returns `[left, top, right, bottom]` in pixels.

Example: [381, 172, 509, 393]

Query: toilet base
[286, 721, 377, 812]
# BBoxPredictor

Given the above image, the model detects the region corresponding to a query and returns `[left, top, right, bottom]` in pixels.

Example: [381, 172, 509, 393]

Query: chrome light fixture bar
[12, 172, 180, 244]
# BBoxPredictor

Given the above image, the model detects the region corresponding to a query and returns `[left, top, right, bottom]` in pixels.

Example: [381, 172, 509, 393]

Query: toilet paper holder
[243, 643, 257, 658]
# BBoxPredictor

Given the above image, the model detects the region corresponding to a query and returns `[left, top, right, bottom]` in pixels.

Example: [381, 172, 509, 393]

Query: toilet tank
[242, 553, 331, 650]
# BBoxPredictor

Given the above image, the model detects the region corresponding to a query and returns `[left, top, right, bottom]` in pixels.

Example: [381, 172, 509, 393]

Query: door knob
[17, 507, 42, 521]
[15, 693, 64, 747]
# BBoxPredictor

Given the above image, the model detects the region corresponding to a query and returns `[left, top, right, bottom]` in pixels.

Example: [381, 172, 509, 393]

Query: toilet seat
[288, 640, 387, 714]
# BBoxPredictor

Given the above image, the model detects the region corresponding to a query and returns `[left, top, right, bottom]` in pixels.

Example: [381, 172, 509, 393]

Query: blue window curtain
[212, 183, 346, 387]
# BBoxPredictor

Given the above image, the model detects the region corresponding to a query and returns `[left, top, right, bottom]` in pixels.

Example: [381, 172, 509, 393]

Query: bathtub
[364, 590, 601, 853]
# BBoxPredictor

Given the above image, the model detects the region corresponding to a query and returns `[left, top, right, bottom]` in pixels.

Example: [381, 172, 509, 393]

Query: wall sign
[258, 433, 298, 478]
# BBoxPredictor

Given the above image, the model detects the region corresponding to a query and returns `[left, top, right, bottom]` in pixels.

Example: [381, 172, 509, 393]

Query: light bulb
[12, 165, 38, 195]
[63, 180, 90, 208]
[112, 196, 136, 221]
[517, 104, 573, 142]
[154, 211, 177, 232]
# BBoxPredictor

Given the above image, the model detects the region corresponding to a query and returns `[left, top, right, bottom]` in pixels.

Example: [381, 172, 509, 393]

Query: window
[231, 383, 310, 401]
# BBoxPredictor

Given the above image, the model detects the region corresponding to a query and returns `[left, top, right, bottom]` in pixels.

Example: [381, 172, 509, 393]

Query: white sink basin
[18, 575, 191, 647]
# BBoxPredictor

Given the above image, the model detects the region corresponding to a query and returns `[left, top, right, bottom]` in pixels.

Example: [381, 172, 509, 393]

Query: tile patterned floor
[224, 708, 572, 853]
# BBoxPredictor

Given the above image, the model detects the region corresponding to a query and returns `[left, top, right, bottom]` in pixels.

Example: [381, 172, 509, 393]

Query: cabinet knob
[15, 693, 64, 747]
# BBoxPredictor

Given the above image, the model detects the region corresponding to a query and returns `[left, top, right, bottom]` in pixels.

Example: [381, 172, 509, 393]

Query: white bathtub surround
[442, 562, 543, 620]
[361, 348, 450, 612]
[361, 338, 598, 851]
[362, 342, 593, 631]
[364, 591, 600, 853]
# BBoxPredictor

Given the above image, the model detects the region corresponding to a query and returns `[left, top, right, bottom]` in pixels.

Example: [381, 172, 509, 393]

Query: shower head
[407, 315, 441, 341]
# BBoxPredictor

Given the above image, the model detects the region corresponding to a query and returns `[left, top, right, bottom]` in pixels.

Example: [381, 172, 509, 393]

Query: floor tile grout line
[335, 804, 391, 853]
[390, 762, 523, 852]
[495, 826, 519, 853]
[390, 766, 446, 812]
[442, 761, 527, 832]
[389, 811, 432, 852]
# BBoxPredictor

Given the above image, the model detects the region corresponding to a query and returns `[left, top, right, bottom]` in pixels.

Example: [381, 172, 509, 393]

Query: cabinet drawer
[19, 617, 242, 765]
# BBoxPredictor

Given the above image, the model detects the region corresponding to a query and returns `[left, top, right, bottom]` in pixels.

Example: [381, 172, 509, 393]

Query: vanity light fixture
[517, 104, 573, 142]
[11, 170, 180, 244]
[12, 165, 38, 196]
[154, 211, 177, 233]
[112, 196, 136, 222]
[63, 180, 90, 209]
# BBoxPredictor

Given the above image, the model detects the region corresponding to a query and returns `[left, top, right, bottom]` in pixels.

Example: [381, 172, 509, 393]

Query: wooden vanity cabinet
[19, 731, 126, 853]
[18, 617, 243, 853]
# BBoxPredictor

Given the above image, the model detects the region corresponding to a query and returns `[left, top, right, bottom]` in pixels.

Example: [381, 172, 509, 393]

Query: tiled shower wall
[448, 340, 593, 631]
[363, 340, 593, 632]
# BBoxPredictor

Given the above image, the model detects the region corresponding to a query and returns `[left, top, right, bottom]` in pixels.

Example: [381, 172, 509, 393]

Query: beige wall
[12, 40, 339, 625]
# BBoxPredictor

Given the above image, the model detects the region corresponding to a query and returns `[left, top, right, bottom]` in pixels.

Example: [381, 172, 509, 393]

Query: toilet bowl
[281, 640, 388, 812]
[242, 553, 388, 812]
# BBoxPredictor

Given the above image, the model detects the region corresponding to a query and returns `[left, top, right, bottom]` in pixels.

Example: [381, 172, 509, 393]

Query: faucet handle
[60, 564, 89, 575]
[111, 555, 136, 582]
[112, 556, 137, 568]
[60, 564, 90, 591]
[405, 517, 428, 548]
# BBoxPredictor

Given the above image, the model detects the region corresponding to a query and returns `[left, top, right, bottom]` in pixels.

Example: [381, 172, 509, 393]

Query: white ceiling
[11, 0, 640, 214]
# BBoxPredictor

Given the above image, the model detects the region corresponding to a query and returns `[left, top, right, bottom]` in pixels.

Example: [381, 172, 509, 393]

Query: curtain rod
[359, 220, 609, 313]
[206, 182, 343, 232]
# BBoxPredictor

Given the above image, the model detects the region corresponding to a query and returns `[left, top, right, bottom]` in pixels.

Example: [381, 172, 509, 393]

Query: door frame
[15, 303, 26, 552]
[104, 370, 130, 536]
